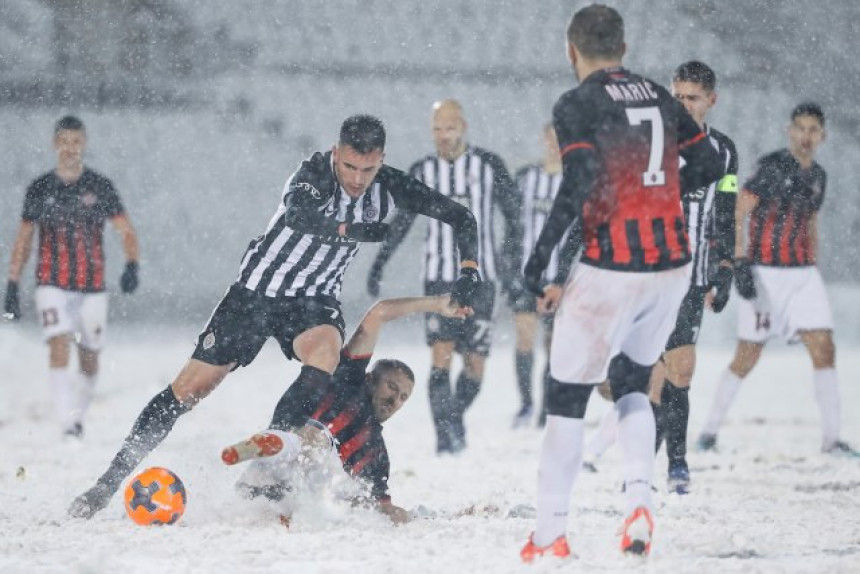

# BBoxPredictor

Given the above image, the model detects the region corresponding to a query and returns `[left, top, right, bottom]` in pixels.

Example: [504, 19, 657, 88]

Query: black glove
[367, 262, 383, 298]
[451, 267, 481, 308]
[710, 266, 733, 313]
[342, 222, 389, 242]
[733, 258, 756, 300]
[120, 261, 139, 294]
[3, 280, 20, 320]
[504, 275, 525, 307]
[522, 253, 547, 297]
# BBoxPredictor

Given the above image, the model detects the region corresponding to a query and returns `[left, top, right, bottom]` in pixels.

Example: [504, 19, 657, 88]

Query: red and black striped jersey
[274, 350, 392, 502]
[745, 149, 825, 267]
[549, 67, 722, 272]
[22, 168, 125, 292]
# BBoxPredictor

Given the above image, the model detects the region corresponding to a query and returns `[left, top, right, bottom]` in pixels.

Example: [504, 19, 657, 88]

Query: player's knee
[545, 378, 594, 419]
[730, 343, 761, 378]
[809, 337, 835, 369]
[607, 354, 651, 401]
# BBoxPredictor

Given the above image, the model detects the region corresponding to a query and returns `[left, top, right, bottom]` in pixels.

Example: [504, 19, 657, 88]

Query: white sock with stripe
[702, 368, 743, 436]
[813, 368, 841, 450]
[534, 415, 584, 547]
[616, 393, 655, 514]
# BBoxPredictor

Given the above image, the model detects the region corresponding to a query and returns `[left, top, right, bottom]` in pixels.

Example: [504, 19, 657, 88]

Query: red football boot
[221, 432, 284, 465]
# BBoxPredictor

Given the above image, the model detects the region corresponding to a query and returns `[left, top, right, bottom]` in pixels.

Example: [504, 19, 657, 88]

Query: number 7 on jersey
[626, 107, 666, 187]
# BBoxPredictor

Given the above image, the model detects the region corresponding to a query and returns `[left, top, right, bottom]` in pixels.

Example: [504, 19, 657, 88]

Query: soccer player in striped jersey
[697, 103, 858, 457]
[366, 100, 523, 454]
[222, 294, 470, 526]
[69, 115, 481, 519]
[519, 5, 724, 561]
[645, 61, 738, 492]
[3, 116, 140, 438]
[509, 124, 575, 428]
[582, 61, 739, 491]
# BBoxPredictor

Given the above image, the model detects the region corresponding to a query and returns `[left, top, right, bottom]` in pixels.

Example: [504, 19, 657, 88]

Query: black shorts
[191, 284, 346, 367]
[424, 281, 496, 356]
[665, 285, 709, 351]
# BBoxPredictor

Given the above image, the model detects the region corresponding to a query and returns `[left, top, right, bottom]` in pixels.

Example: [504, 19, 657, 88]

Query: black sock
[269, 365, 333, 431]
[455, 371, 482, 414]
[428, 368, 452, 437]
[515, 352, 534, 409]
[97, 386, 190, 491]
[662, 382, 690, 465]
[538, 365, 551, 426]
[652, 399, 665, 454]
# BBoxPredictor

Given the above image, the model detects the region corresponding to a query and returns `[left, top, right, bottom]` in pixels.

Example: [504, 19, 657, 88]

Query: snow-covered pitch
[1, 324, 859, 573]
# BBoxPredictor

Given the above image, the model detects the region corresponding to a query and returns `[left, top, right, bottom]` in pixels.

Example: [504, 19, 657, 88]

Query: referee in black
[367, 100, 522, 454]
[69, 115, 482, 519]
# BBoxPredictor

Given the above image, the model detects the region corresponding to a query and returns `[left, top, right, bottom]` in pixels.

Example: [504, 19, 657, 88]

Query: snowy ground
[1, 323, 859, 573]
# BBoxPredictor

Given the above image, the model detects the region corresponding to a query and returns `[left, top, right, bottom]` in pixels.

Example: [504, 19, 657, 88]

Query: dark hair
[567, 4, 624, 60]
[369, 359, 414, 385]
[54, 115, 85, 134]
[791, 102, 825, 127]
[339, 115, 386, 154]
[673, 60, 717, 91]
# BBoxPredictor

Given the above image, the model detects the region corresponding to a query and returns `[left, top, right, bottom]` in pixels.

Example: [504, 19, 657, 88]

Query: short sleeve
[813, 170, 826, 211]
[334, 351, 372, 390]
[21, 183, 42, 221]
[744, 157, 778, 198]
[100, 178, 125, 218]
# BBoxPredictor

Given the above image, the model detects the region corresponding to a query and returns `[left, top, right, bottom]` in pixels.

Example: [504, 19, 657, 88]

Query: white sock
[584, 406, 619, 461]
[616, 393, 656, 514]
[813, 368, 841, 450]
[701, 369, 743, 436]
[534, 415, 584, 547]
[75, 373, 97, 419]
[50, 368, 78, 431]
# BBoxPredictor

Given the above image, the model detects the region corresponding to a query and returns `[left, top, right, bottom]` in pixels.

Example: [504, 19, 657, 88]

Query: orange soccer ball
[124, 467, 187, 525]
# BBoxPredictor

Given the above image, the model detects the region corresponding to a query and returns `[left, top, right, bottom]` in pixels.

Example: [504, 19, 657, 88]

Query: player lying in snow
[221, 294, 470, 524]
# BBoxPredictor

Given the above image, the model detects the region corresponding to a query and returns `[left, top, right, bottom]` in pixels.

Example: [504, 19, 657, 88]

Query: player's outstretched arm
[384, 167, 479, 267]
[4, 221, 35, 320]
[345, 295, 469, 357]
[366, 208, 417, 297]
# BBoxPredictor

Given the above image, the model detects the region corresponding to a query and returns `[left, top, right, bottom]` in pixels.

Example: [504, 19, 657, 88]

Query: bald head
[432, 99, 467, 160]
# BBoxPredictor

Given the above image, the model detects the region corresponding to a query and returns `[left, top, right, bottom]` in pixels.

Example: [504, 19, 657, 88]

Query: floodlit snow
[1, 323, 859, 573]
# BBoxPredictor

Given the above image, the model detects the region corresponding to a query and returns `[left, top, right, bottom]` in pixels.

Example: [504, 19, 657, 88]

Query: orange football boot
[620, 506, 654, 556]
[221, 432, 284, 465]
[520, 533, 572, 563]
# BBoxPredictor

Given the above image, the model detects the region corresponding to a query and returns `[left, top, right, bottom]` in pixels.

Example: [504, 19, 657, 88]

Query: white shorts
[549, 263, 691, 384]
[34, 286, 108, 350]
[737, 266, 833, 343]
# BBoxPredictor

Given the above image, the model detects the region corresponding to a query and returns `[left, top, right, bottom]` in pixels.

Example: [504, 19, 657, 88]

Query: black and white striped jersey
[684, 125, 738, 287]
[516, 163, 574, 284]
[373, 146, 521, 284]
[237, 151, 477, 298]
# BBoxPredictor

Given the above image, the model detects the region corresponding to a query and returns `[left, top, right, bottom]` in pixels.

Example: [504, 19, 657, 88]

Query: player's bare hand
[537, 284, 562, 314]
[296, 420, 333, 451]
[704, 289, 716, 310]
[378, 501, 410, 525]
[438, 294, 473, 319]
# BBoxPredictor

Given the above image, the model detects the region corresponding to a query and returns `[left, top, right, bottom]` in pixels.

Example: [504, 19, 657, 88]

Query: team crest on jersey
[81, 192, 97, 206]
[202, 332, 216, 350]
[363, 205, 378, 222]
